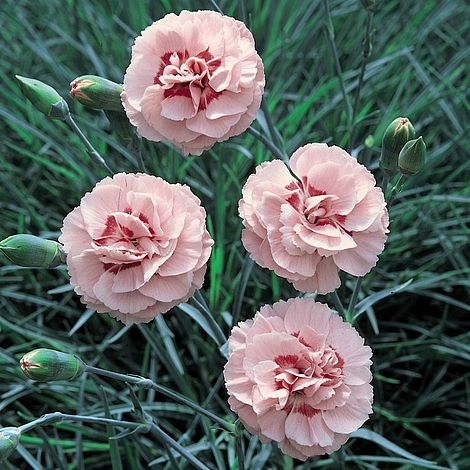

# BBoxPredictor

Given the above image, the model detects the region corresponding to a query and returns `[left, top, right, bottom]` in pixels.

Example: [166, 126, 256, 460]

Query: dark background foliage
[0, 0, 469, 468]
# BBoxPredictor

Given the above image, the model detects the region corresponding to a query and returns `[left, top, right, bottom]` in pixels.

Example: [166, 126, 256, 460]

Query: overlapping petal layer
[239, 144, 389, 294]
[224, 298, 373, 460]
[60, 173, 213, 324]
[122, 10, 265, 155]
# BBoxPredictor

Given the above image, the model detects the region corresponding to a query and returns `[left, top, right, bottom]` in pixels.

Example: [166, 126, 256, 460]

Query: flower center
[91, 208, 170, 274]
[153, 49, 222, 111]
[285, 180, 348, 229]
[274, 345, 343, 396]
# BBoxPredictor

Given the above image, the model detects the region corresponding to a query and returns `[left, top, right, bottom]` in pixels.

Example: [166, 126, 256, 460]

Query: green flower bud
[20, 349, 85, 382]
[0, 427, 21, 461]
[70, 75, 123, 112]
[398, 136, 426, 175]
[0, 234, 66, 268]
[16, 75, 69, 120]
[380, 117, 415, 172]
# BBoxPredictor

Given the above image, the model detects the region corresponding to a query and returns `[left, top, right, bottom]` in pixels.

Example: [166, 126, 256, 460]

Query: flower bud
[398, 136, 426, 175]
[0, 427, 21, 461]
[70, 75, 123, 112]
[16, 76, 69, 120]
[0, 234, 66, 268]
[20, 349, 85, 382]
[380, 117, 415, 172]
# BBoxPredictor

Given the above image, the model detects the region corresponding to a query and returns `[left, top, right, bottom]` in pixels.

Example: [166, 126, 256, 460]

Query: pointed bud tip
[380, 117, 415, 172]
[15, 74, 69, 119]
[69, 75, 123, 112]
[398, 136, 427, 175]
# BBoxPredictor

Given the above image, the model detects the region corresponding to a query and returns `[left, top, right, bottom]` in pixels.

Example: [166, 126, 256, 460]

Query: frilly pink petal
[60, 173, 213, 324]
[239, 143, 389, 294]
[223, 298, 373, 460]
[122, 10, 265, 155]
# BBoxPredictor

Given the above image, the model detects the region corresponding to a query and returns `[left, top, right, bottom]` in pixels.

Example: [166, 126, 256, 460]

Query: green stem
[65, 114, 113, 174]
[192, 291, 227, 346]
[346, 277, 363, 323]
[232, 256, 254, 328]
[150, 424, 208, 470]
[18, 412, 142, 434]
[322, 0, 352, 119]
[85, 365, 236, 433]
[236, 433, 245, 470]
[130, 135, 146, 173]
[246, 126, 288, 164]
[388, 174, 405, 206]
[261, 99, 287, 158]
[331, 291, 346, 318]
[381, 172, 390, 194]
[347, 10, 374, 152]
[348, 153, 393, 323]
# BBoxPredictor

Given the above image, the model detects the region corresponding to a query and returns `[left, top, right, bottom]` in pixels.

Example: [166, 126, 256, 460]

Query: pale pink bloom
[121, 10, 265, 155]
[239, 143, 389, 294]
[224, 298, 373, 460]
[59, 173, 213, 324]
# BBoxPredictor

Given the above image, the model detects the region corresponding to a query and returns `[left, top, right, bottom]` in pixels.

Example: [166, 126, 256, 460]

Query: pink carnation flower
[224, 298, 373, 460]
[122, 10, 265, 155]
[59, 173, 213, 324]
[239, 143, 389, 294]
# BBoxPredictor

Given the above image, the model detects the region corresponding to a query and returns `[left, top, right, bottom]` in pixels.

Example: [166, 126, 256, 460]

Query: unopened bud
[70, 75, 123, 112]
[0, 234, 65, 268]
[20, 349, 85, 382]
[16, 76, 69, 120]
[398, 136, 426, 175]
[0, 427, 21, 461]
[380, 117, 415, 172]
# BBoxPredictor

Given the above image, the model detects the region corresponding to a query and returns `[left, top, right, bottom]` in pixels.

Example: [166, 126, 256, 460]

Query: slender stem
[85, 365, 236, 433]
[346, 277, 363, 323]
[150, 424, 209, 470]
[348, 154, 394, 323]
[236, 433, 245, 470]
[192, 291, 227, 346]
[179, 375, 224, 444]
[18, 412, 142, 434]
[247, 126, 288, 164]
[261, 99, 287, 158]
[331, 291, 346, 318]
[65, 114, 113, 174]
[387, 174, 405, 206]
[209, 0, 223, 14]
[232, 256, 254, 328]
[130, 135, 146, 173]
[322, 0, 352, 119]
[347, 10, 374, 152]
[381, 173, 390, 194]
[336, 447, 346, 470]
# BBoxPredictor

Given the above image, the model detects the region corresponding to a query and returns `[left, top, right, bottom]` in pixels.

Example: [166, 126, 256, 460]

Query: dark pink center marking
[153, 49, 222, 113]
[294, 404, 319, 417]
[274, 354, 299, 368]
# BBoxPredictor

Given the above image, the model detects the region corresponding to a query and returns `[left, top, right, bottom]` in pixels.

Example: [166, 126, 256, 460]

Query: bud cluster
[380, 117, 427, 176]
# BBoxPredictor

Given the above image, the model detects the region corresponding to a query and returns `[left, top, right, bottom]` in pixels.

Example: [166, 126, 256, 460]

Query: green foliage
[0, 0, 468, 468]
